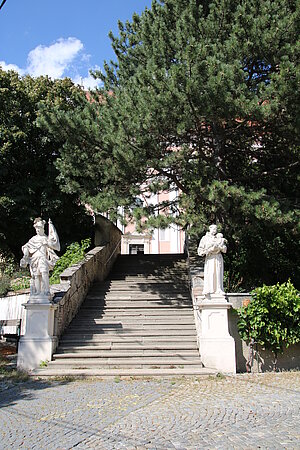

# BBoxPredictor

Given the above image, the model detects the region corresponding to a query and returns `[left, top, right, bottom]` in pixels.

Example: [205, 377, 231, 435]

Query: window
[129, 244, 144, 254]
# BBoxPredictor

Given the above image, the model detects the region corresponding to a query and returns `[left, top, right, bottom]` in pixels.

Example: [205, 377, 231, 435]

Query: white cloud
[0, 61, 25, 75]
[0, 37, 102, 90]
[73, 67, 102, 90]
[27, 37, 83, 78]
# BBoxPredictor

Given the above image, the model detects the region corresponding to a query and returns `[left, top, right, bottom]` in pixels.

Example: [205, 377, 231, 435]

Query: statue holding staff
[198, 224, 227, 296]
[20, 218, 60, 296]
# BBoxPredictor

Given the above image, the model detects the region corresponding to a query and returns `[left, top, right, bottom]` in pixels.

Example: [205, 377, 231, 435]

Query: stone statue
[197, 224, 227, 296]
[20, 218, 60, 296]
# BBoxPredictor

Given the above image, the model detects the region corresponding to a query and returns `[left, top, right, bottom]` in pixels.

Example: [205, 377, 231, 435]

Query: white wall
[0, 293, 29, 335]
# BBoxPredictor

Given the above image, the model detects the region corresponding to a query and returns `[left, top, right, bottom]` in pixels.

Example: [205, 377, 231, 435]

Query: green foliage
[223, 270, 244, 293]
[237, 281, 300, 358]
[50, 238, 91, 285]
[39, 359, 49, 367]
[10, 274, 31, 292]
[38, 0, 299, 289]
[0, 355, 29, 381]
[0, 70, 93, 258]
[0, 252, 31, 294]
[0, 252, 16, 278]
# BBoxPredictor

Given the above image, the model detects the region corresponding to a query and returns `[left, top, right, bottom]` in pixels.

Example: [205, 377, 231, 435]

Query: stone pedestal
[17, 295, 57, 371]
[195, 294, 236, 374]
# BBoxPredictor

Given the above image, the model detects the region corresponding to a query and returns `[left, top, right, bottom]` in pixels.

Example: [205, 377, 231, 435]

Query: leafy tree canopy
[0, 69, 93, 258]
[38, 0, 299, 289]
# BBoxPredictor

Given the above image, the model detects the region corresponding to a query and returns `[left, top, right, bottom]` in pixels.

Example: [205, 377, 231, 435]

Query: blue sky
[0, 0, 152, 88]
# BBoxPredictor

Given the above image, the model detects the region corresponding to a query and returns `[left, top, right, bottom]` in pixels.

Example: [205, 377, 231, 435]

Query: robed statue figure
[198, 224, 227, 296]
[20, 218, 60, 296]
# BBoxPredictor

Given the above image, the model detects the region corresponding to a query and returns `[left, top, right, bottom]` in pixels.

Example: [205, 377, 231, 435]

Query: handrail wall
[53, 228, 122, 340]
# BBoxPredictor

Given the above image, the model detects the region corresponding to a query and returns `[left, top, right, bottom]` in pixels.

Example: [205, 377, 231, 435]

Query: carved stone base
[27, 293, 52, 304]
[17, 299, 57, 371]
[195, 295, 236, 374]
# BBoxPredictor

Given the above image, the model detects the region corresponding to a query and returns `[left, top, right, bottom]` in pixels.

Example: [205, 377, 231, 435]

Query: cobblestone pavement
[0, 372, 299, 449]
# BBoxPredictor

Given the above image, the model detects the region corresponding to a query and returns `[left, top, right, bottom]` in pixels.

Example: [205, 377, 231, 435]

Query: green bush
[0, 252, 16, 278]
[10, 274, 31, 291]
[0, 252, 30, 295]
[237, 281, 300, 367]
[49, 238, 91, 285]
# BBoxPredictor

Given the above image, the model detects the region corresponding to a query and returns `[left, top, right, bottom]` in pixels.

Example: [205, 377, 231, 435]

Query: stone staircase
[33, 254, 214, 377]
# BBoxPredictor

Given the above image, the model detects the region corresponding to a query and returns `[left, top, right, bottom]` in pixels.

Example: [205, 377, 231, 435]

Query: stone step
[58, 343, 198, 351]
[85, 298, 191, 303]
[110, 263, 187, 268]
[77, 309, 194, 317]
[104, 274, 189, 280]
[55, 349, 199, 357]
[81, 303, 192, 309]
[111, 262, 187, 268]
[91, 285, 189, 291]
[89, 289, 191, 295]
[62, 329, 196, 336]
[75, 317, 194, 323]
[69, 319, 195, 328]
[46, 360, 203, 369]
[86, 292, 191, 297]
[111, 257, 186, 262]
[94, 281, 188, 287]
[107, 277, 189, 282]
[60, 335, 197, 343]
[88, 294, 190, 300]
[32, 367, 214, 378]
[51, 356, 201, 365]
[70, 318, 195, 325]
[81, 302, 191, 308]
[87, 297, 190, 303]
[67, 323, 196, 330]
[109, 269, 188, 275]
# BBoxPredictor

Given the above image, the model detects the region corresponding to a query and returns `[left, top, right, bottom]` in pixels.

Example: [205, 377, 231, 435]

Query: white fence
[0, 292, 29, 335]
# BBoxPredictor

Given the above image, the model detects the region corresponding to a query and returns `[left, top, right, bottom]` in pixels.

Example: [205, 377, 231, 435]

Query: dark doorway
[129, 244, 144, 254]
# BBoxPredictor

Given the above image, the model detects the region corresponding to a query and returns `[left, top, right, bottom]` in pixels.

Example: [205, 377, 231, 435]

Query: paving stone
[0, 372, 299, 449]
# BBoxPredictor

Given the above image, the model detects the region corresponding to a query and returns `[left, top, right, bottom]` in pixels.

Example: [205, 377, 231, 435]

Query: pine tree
[39, 0, 299, 289]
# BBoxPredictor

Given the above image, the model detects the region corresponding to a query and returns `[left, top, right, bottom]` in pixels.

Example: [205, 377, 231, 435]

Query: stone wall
[227, 293, 300, 373]
[52, 224, 122, 340]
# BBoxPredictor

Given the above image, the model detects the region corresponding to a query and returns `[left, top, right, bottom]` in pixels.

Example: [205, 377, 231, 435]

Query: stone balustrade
[52, 234, 121, 342]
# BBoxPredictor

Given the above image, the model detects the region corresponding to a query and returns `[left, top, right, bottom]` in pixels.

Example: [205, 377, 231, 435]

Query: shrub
[0, 253, 30, 295]
[10, 274, 31, 291]
[237, 280, 300, 369]
[0, 252, 16, 278]
[49, 238, 91, 285]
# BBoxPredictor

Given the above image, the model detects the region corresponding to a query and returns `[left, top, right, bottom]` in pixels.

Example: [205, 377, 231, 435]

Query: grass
[0, 355, 29, 382]
[208, 372, 227, 381]
[39, 360, 49, 368]
[51, 376, 76, 382]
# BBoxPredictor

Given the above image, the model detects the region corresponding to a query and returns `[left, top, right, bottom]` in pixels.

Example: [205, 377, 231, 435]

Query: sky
[0, 0, 152, 88]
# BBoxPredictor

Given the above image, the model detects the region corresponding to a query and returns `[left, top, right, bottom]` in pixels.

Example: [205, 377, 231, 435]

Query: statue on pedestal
[198, 224, 227, 296]
[20, 218, 60, 296]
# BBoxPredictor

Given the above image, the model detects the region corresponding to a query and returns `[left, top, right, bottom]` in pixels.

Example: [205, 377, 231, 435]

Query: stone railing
[52, 226, 122, 341]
